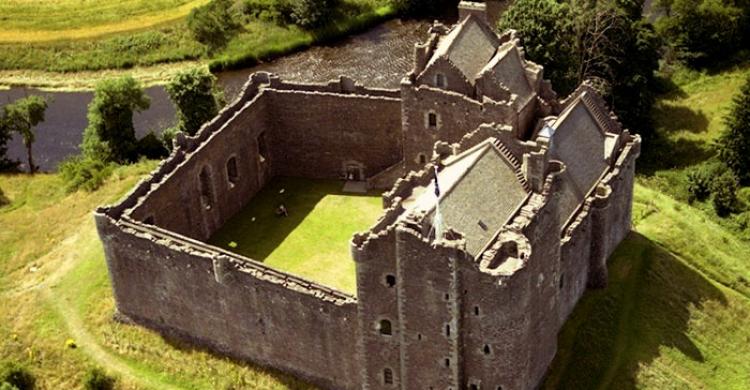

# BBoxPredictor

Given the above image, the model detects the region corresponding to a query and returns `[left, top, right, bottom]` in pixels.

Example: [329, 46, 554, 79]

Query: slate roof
[432, 15, 499, 84]
[403, 139, 530, 256]
[546, 93, 615, 225]
[480, 43, 535, 107]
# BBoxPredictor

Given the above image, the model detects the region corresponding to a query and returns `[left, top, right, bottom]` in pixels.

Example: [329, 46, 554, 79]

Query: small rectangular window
[226, 157, 238, 187]
[436, 73, 446, 88]
[428, 113, 437, 128]
[384, 368, 393, 385]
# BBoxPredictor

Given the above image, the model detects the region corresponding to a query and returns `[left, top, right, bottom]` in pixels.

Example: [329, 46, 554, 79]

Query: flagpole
[433, 165, 443, 240]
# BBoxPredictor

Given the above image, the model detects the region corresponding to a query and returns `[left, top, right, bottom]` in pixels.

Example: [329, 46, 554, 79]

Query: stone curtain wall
[266, 90, 402, 179]
[95, 215, 362, 390]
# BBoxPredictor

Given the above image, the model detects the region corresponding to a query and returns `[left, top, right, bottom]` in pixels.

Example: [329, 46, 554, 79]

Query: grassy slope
[0, 0, 395, 87]
[543, 63, 750, 389]
[209, 177, 382, 295]
[0, 163, 314, 389]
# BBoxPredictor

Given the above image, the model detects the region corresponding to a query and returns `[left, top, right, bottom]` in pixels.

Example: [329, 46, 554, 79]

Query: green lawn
[209, 177, 383, 295]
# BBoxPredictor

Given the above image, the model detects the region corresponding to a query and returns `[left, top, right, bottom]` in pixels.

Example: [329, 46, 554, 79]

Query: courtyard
[208, 177, 383, 295]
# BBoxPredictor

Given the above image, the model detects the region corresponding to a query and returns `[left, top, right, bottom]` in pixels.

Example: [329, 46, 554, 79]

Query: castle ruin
[95, 6, 640, 390]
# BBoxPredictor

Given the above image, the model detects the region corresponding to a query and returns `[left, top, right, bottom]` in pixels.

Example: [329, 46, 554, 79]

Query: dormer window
[435, 73, 446, 88]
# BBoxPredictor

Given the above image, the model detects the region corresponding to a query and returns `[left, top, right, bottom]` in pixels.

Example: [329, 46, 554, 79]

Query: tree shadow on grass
[638, 135, 715, 176]
[0, 186, 8, 207]
[208, 176, 380, 262]
[542, 232, 727, 390]
[652, 102, 710, 135]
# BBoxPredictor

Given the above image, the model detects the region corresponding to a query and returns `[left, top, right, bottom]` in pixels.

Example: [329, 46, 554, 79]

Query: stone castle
[95, 4, 640, 389]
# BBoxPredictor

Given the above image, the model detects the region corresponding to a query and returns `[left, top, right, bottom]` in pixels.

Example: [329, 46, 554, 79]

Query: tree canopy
[718, 77, 750, 184]
[499, 0, 660, 137]
[165, 68, 221, 136]
[1, 95, 47, 173]
[81, 76, 150, 164]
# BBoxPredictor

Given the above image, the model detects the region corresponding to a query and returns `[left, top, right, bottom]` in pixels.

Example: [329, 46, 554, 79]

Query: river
[1, 19, 431, 172]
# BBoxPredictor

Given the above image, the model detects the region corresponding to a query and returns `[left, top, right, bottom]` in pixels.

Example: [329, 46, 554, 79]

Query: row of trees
[60, 67, 222, 192]
[0, 67, 221, 192]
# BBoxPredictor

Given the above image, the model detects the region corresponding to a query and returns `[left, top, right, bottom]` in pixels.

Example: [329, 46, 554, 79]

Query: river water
[1, 19, 431, 172]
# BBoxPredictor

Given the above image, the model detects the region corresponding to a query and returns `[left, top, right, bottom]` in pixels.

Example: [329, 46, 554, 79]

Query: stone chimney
[458, 1, 489, 24]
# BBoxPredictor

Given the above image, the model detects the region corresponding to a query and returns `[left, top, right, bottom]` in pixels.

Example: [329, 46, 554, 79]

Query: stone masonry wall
[266, 90, 402, 179]
[95, 215, 361, 390]
[401, 83, 516, 171]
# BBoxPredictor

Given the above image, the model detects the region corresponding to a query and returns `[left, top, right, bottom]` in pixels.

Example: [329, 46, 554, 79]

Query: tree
[289, 0, 338, 29]
[1, 96, 47, 174]
[718, 77, 750, 183]
[82, 76, 150, 164]
[0, 108, 18, 172]
[655, 0, 746, 65]
[498, 0, 575, 92]
[187, 0, 240, 52]
[499, 0, 660, 136]
[165, 68, 221, 136]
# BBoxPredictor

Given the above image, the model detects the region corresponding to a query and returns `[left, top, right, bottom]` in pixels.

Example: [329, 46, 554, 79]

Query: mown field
[0, 0, 395, 88]
[1, 63, 750, 388]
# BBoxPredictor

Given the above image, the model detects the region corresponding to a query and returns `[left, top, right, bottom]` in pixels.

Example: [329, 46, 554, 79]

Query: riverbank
[0, 1, 396, 90]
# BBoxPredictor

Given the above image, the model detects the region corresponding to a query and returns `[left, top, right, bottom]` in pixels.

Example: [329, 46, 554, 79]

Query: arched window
[226, 156, 238, 187]
[385, 274, 396, 288]
[383, 368, 393, 385]
[379, 319, 392, 336]
[418, 153, 428, 164]
[199, 166, 213, 210]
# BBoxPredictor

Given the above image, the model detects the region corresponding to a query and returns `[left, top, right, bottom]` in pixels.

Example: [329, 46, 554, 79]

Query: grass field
[209, 177, 383, 295]
[0, 0, 395, 88]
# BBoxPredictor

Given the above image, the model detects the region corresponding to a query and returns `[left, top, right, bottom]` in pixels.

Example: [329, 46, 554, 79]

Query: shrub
[137, 132, 169, 160]
[711, 170, 739, 217]
[0, 361, 34, 390]
[59, 156, 116, 193]
[82, 368, 115, 390]
[0, 382, 19, 390]
[686, 165, 714, 202]
[0, 186, 8, 207]
[289, 0, 338, 29]
[187, 0, 241, 51]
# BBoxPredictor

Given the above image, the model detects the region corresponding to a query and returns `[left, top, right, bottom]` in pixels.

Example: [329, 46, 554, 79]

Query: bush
[137, 132, 169, 159]
[289, 0, 338, 29]
[0, 382, 19, 390]
[0, 186, 8, 207]
[711, 170, 739, 217]
[59, 156, 116, 193]
[82, 368, 115, 390]
[0, 361, 34, 390]
[243, 0, 293, 23]
[187, 0, 241, 51]
[686, 164, 715, 202]
[718, 76, 750, 184]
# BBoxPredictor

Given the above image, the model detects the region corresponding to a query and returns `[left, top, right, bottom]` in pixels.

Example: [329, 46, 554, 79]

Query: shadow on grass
[542, 232, 727, 389]
[638, 135, 714, 175]
[652, 102, 710, 135]
[209, 176, 378, 262]
[0, 186, 8, 207]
